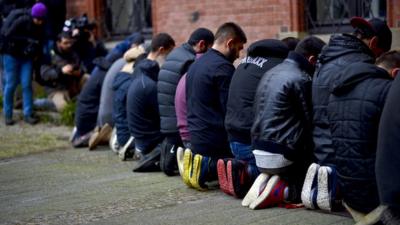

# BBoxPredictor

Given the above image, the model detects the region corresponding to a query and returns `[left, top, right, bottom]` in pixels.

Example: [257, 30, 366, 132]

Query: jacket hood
[330, 62, 391, 95]
[182, 42, 196, 55]
[247, 39, 289, 59]
[123, 45, 145, 62]
[135, 58, 160, 81]
[319, 34, 375, 64]
[112, 71, 132, 90]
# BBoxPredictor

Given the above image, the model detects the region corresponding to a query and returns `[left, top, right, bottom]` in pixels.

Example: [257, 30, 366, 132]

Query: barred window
[306, 0, 387, 34]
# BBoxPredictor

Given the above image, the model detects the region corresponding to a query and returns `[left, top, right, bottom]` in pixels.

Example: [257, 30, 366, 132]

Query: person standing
[1, 2, 47, 125]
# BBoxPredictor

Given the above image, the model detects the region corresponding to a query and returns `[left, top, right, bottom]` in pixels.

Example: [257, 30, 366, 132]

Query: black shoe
[133, 147, 161, 172]
[5, 117, 15, 126]
[72, 132, 92, 148]
[24, 115, 39, 125]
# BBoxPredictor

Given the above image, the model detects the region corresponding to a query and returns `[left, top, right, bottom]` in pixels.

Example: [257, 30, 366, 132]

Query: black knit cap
[188, 28, 214, 46]
[350, 17, 392, 52]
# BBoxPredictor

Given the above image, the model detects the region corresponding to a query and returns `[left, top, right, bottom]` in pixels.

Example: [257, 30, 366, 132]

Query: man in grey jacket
[157, 28, 214, 176]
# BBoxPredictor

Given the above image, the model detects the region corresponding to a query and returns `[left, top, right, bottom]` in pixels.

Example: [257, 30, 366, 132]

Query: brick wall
[66, 0, 89, 18]
[66, 0, 106, 36]
[152, 0, 305, 46]
[387, 0, 400, 28]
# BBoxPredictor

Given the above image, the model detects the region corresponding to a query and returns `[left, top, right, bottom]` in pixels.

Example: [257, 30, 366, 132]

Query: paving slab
[0, 123, 354, 225]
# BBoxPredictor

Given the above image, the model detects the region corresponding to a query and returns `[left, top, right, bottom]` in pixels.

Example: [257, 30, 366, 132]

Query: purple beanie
[31, 3, 47, 19]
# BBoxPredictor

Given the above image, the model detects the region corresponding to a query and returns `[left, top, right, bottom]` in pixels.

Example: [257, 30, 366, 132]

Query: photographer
[64, 15, 107, 73]
[1, 2, 47, 125]
[35, 31, 86, 112]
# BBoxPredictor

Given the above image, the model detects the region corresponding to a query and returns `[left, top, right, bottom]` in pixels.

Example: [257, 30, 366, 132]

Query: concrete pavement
[0, 122, 353, 225]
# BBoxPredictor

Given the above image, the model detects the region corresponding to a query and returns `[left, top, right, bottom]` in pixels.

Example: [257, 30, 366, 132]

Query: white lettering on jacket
[240, 56, 268, 68]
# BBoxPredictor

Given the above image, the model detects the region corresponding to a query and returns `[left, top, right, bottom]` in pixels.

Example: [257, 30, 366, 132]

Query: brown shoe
[88, 124, 112, 150]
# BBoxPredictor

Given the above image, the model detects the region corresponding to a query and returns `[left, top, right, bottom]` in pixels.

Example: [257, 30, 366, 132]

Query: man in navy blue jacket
[126, 33, 175, 172]
[183, 22, 247, 190]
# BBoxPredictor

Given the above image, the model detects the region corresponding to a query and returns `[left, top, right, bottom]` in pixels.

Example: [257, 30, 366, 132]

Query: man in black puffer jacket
[246, 37, 325, 209]
[327, 55, 395, 218]
[221, 39, 289, 197]
[157, 28, 214, 176]
[307, 17, 392, 212]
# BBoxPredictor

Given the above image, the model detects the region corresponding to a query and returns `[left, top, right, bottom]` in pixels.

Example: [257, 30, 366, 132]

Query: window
[306, 0, 387, 34]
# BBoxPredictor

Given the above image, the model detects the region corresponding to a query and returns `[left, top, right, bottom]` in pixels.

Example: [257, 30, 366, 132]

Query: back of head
[376, 50, 400, 75]
[214, 22, 247, 44]
[127, 32, 145, 46]
[295, 36, 326, 58]
[57, 31, 73, 42]
[151, 33, 175, 52]
[351, 17, 392, 56]
[188, 28, 214, 46]
[281, 37, 300, 51]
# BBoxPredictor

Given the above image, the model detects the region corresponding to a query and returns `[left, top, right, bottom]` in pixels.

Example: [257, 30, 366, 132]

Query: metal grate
[105, 0, 152, 38]
[306, 0, 387, 34]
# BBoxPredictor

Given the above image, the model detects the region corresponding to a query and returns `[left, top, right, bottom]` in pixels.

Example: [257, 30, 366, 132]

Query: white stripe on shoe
[317, 166, 332, 211]
[118, 136, 134, 161]
[301, 163, 320, 209]
[242, 173, 270, 207]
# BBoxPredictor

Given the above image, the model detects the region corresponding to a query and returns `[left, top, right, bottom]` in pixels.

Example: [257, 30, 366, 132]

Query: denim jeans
[3, 54, 33, 118]
[230, 141, 259, 179]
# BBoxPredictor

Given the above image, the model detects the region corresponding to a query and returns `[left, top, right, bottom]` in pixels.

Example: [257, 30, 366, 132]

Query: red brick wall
[66, 0, 89, 18]
[152, 0, 305, 46]
[387, 0, 400, 28]
[66, 0, 105, 36]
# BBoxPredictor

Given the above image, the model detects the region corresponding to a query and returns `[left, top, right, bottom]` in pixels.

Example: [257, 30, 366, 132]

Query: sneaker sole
[249, 175, 280, 209]
[317, 166, 331, 211]
[177, 147, 185, 177]
[217, 159, 231, 196]
[69, 127, 77, 142]
[190, 154, 207, 191]
[301, 163, 320, 209]
[226, 160, 236, 197]
[182, 149, 193, 187]
[118, 136, 134, 161]
[109, 128, 119, 154]
[242, 173, 270, 207]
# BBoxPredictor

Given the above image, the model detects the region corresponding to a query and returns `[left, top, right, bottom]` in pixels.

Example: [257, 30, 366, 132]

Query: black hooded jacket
[1, 8, 44, 58]
[327, 62, 392, 213]
[376, 71, 400, 208]
[251, 51, 315, 162]
[312, 34, 375, 166]
[127, 58, 163, 151]
[225, 39, 289, 144]
[157, 43, 196, 134]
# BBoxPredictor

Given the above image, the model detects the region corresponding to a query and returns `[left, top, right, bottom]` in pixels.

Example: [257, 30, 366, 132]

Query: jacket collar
[287, 51, 314, 75]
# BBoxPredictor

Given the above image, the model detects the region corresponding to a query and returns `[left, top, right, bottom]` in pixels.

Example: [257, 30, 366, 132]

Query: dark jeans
[191, 141, 232, 182]
[230, 141, 259, 179]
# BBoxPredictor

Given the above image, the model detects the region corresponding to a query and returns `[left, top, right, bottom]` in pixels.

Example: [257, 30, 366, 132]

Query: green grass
[0, 132, 69, 159]
[60, 100, 76, 127]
